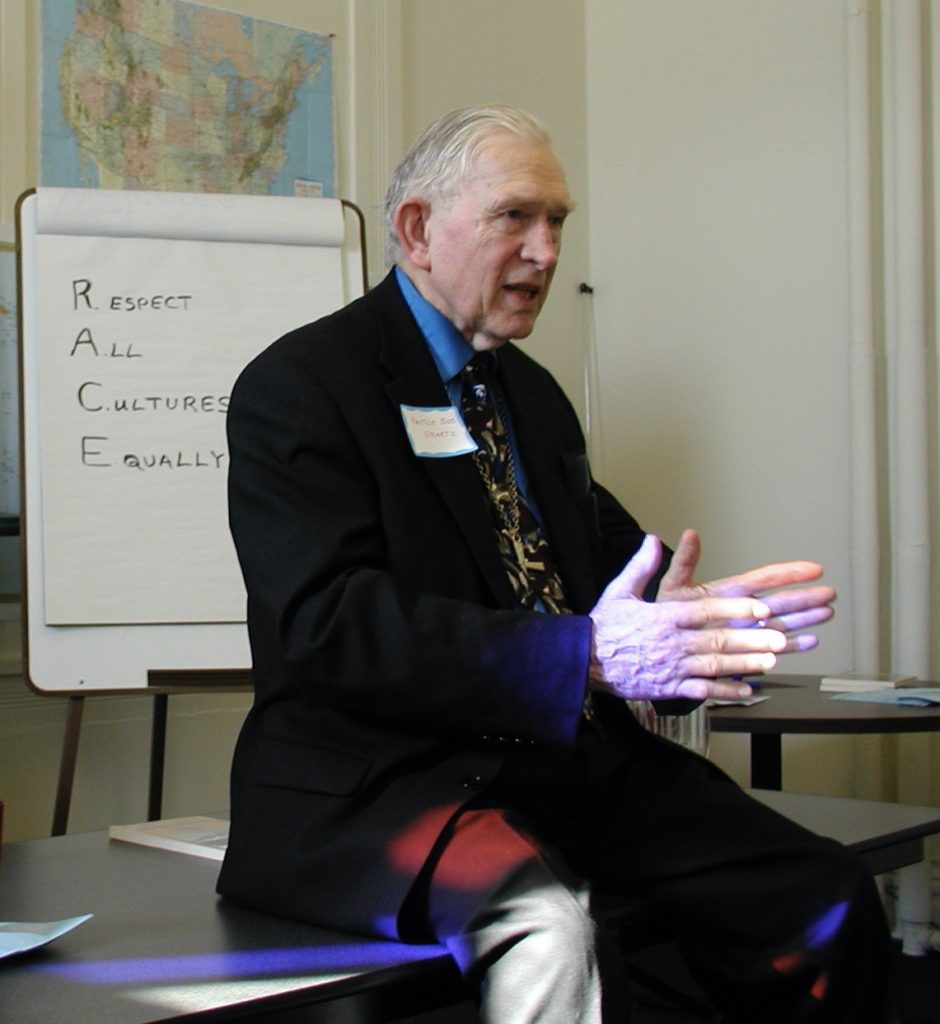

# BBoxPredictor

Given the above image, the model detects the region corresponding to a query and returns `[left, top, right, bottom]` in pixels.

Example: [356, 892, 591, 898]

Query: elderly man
[218, 106, 894, 1022]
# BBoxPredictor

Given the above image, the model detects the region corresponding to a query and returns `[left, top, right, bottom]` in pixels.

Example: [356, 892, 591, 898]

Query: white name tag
[400, 404, 477, 458]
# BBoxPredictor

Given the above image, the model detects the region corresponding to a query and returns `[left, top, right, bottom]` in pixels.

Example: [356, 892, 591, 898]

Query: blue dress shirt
[394, 267, 541, 518]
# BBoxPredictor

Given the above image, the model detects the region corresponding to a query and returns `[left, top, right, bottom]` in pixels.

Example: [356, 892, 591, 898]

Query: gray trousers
[427, 807, 612, 1023]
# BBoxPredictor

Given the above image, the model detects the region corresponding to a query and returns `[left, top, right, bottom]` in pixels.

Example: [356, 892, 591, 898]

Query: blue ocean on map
[269, 33, 334, 197]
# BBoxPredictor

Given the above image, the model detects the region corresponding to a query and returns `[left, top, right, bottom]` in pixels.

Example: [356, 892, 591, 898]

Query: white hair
[384, 105, 552, 266]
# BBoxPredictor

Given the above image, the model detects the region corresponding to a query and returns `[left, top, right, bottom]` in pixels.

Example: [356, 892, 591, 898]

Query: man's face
[418, 134, 572, 351]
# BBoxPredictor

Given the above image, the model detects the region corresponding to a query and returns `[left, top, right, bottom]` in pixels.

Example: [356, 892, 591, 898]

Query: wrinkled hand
[588, 531, 835, 702]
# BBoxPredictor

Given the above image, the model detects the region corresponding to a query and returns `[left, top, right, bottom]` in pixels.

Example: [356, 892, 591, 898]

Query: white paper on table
[707, 695, 771, 707]
[0, 914, 93, 959]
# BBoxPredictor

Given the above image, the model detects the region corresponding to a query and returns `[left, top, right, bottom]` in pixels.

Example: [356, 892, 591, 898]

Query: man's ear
[393, 199, 432, 270]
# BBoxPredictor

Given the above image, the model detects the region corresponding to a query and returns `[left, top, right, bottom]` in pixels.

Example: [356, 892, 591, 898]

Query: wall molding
[0, 0, 30, 216]
[349, 0, 403, 284]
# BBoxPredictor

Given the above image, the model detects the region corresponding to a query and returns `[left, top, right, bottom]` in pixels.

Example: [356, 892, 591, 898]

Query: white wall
[585, 0, 940, 804]
[587, 0, 856, 650]
[585, 0, 860, 793]
[399, 0, 590, 410]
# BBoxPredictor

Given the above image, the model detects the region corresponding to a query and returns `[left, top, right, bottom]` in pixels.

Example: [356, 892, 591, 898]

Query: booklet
[108, 815, 229, 861]
[819, 672, 916, 692]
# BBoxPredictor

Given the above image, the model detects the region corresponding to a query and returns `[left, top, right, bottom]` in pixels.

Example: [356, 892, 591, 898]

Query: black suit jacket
[217, 271, 655, 938]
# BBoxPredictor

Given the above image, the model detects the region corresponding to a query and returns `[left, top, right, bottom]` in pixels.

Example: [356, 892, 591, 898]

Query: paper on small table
[707, 695, 771, 707]
[0, 914, 92, 959]
[831, 688, 940, 707]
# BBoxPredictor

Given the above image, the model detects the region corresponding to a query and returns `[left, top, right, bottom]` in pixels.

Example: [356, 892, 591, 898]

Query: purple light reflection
[805, 901, 849, 950]
[33, 940, 449, 985]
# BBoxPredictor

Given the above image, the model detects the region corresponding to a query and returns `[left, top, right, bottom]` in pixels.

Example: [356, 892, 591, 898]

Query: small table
[708, 674, 940, 789]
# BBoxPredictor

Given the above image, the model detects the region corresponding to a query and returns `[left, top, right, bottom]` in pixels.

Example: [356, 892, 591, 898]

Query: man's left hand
[657, 528, 835, 654]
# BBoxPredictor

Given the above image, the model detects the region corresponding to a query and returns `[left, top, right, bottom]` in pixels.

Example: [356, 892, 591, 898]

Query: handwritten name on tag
[400, 404, 477, 458]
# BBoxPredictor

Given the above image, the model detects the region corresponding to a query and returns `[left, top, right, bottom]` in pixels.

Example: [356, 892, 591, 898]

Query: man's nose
[521, 219, 560, 270]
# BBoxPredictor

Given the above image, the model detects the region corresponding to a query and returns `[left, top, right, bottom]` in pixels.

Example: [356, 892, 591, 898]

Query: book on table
[108, 815, 229, 860]
[819, 672, 916, 693]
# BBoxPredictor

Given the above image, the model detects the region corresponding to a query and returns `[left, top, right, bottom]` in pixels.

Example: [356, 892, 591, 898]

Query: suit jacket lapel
[372, 276, 519, 608]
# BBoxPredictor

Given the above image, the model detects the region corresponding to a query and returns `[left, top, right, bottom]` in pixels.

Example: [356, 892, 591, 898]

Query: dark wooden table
[708, 674, 940, 789]
[0, 832, 465, 1024]
[4, 793, 939, 1020]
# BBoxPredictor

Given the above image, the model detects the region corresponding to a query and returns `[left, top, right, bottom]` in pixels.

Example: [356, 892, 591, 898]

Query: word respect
[72, 278, 193, 312]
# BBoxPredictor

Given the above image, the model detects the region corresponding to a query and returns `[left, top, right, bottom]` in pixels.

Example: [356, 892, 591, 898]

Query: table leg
[148, 694, 168, 821]
[750, 733, 782, 790]
[895, 858, 937, 956]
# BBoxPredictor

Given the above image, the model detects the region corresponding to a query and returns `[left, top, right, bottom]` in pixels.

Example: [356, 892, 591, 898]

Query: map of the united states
[42, 0, 334, 196]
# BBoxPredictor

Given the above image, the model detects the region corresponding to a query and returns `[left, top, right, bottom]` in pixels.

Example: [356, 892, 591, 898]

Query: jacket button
[461, 775, 484, 789]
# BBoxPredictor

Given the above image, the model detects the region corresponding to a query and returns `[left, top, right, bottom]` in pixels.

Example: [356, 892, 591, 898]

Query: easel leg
[52, 695, 84, 836]
[148, 694, 168, 821]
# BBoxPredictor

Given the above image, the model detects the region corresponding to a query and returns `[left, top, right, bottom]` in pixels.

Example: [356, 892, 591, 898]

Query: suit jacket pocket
[254, 738, 372, 796]
[561, 450, 591, 497]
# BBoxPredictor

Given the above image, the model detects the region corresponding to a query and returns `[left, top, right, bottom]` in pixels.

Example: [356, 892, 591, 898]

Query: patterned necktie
[459, 354, 570, 614]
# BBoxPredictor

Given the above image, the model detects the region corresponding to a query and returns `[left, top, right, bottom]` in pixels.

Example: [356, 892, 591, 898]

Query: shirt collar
[395, 266, 474, 383]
